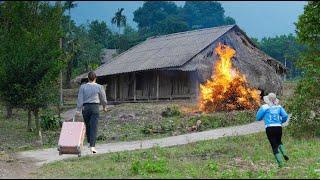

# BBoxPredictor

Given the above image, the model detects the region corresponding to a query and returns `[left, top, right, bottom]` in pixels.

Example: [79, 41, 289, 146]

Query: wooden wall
[102, 70, 198, 102]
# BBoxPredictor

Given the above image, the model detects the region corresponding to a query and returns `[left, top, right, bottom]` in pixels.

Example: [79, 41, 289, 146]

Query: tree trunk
[6, 105, 12, 118]
[33, 109, 43, 145]
[65, 60, 72, 88]
[57, 102, 61, 119]
[59, 38, 64, 107]
[65, 8, 73, 89]
[27, 110, 32, 132]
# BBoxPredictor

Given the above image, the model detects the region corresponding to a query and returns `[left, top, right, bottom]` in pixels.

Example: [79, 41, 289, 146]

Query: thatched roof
[74, 24, 285, 83]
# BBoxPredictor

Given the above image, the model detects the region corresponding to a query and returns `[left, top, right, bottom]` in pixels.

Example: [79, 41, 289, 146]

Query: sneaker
[284, 155, 289, 161]
[90, 147, 97, 154]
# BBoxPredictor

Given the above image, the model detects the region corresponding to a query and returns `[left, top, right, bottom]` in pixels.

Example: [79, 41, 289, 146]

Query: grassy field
[34, 132, 320, 179]
[0, 81, 297, 153]
[0, 101, 255, 152]
[0, 109, 60, 152]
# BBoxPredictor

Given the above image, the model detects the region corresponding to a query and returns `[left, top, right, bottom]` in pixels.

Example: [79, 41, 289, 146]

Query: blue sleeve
[256, 107, 266, 121]
[280, 107, 289, 123]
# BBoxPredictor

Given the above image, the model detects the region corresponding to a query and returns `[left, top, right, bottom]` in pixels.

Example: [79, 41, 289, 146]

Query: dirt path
[0, 154, 38, 179]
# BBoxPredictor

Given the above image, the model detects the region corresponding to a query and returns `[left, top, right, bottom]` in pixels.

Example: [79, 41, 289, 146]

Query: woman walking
[256, 93, 289, 167]
[76, 71, 108, 154]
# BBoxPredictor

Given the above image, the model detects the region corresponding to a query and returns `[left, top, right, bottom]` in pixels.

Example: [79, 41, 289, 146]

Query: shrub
[187, 111, 254, 131]
[161, 106, 181, 117]
[287, 94, 320, 138]
[40, 112, 62, 131]
[208, 161, 219, 172]
[141, 124, 154, 135]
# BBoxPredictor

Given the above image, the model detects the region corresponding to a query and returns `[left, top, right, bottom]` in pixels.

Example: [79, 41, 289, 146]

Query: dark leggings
[266, 126, 282, 154]
[82, 104, 99, 147]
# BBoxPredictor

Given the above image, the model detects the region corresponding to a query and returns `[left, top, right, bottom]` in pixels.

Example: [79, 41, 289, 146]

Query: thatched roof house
[75, 25, 286, 102]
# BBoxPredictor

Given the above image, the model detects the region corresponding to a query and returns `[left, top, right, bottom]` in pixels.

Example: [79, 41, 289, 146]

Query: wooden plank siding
[103, 70, 198, 102]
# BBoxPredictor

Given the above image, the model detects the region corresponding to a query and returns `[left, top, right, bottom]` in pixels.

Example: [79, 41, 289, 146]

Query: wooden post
[133, 72, 136, 101]
[114, 77, 117, 101]
[170, 79, 173, 101]
[195, 77, 199, 103]
[156, 72, 159, 100]
[119, 76, 122, 101]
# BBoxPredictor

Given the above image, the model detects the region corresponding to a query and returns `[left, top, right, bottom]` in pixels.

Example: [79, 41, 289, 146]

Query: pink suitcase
[57, 115, 86, 157]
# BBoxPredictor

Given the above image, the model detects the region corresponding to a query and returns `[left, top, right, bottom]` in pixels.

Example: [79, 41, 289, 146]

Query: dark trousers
[82, 104, 99, 147]
[266, 126, 283, 154]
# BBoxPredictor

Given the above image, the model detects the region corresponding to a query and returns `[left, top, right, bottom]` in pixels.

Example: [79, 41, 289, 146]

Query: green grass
[34, 132, 320, 179]
[0, 108, 61, 152]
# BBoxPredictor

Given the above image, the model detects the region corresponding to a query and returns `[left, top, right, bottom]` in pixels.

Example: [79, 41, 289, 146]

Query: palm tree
[65, 1, 77, 35]
[111, 8, 126, 53]
[64, 1, 77, 88]
[111, 8, 126, 34]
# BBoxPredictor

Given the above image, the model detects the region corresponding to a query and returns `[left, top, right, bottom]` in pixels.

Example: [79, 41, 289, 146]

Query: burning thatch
[199, 43, 261, 112]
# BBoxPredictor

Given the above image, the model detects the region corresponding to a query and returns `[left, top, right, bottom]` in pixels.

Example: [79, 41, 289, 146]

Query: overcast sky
[69, 1, 307, 40]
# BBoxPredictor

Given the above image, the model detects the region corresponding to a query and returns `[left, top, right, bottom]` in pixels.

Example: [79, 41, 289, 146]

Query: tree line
[252, 35, 306, 80]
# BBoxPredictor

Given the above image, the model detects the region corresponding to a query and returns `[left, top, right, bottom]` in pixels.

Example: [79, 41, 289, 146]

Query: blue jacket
[256, 104, 289, 128]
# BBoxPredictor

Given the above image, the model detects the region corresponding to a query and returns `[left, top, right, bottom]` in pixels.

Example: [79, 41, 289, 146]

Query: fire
[199, 43, 261, 112]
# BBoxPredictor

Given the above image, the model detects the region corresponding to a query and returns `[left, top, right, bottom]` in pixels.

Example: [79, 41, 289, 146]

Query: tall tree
[181, 1, 235, 29]
[288, 1, 320, 138]
[133, 1, 179, 37]
[0, 1, 65, 140]
[74, 25, 104, 73]
[88, 20, 112, 48]
[153, 15, 189, 35]
[133, 1, 235, 38]
[64, 1, 77, 35]
[111, 8, 127, 34]
[62, 1, 77, 88]
[116, 25, 142, 53]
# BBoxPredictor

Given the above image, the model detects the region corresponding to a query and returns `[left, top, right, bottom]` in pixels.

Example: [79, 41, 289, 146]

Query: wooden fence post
[114, 77, 117, 102]
[133, 72, 136, 102]
[156, 72, 159, 100]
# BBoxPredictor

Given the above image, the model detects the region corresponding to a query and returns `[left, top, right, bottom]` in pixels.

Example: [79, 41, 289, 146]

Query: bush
[141, 124, 155, 135]
[141, 122, 175, 135]
[40, 112, 62, 131]
[161, 106, 181, 117]
[187, 111, 254, 131]
[287, 94, 320, 138]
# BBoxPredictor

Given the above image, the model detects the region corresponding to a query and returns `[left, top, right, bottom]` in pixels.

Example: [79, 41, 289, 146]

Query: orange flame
[199, 43, 261, 112]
